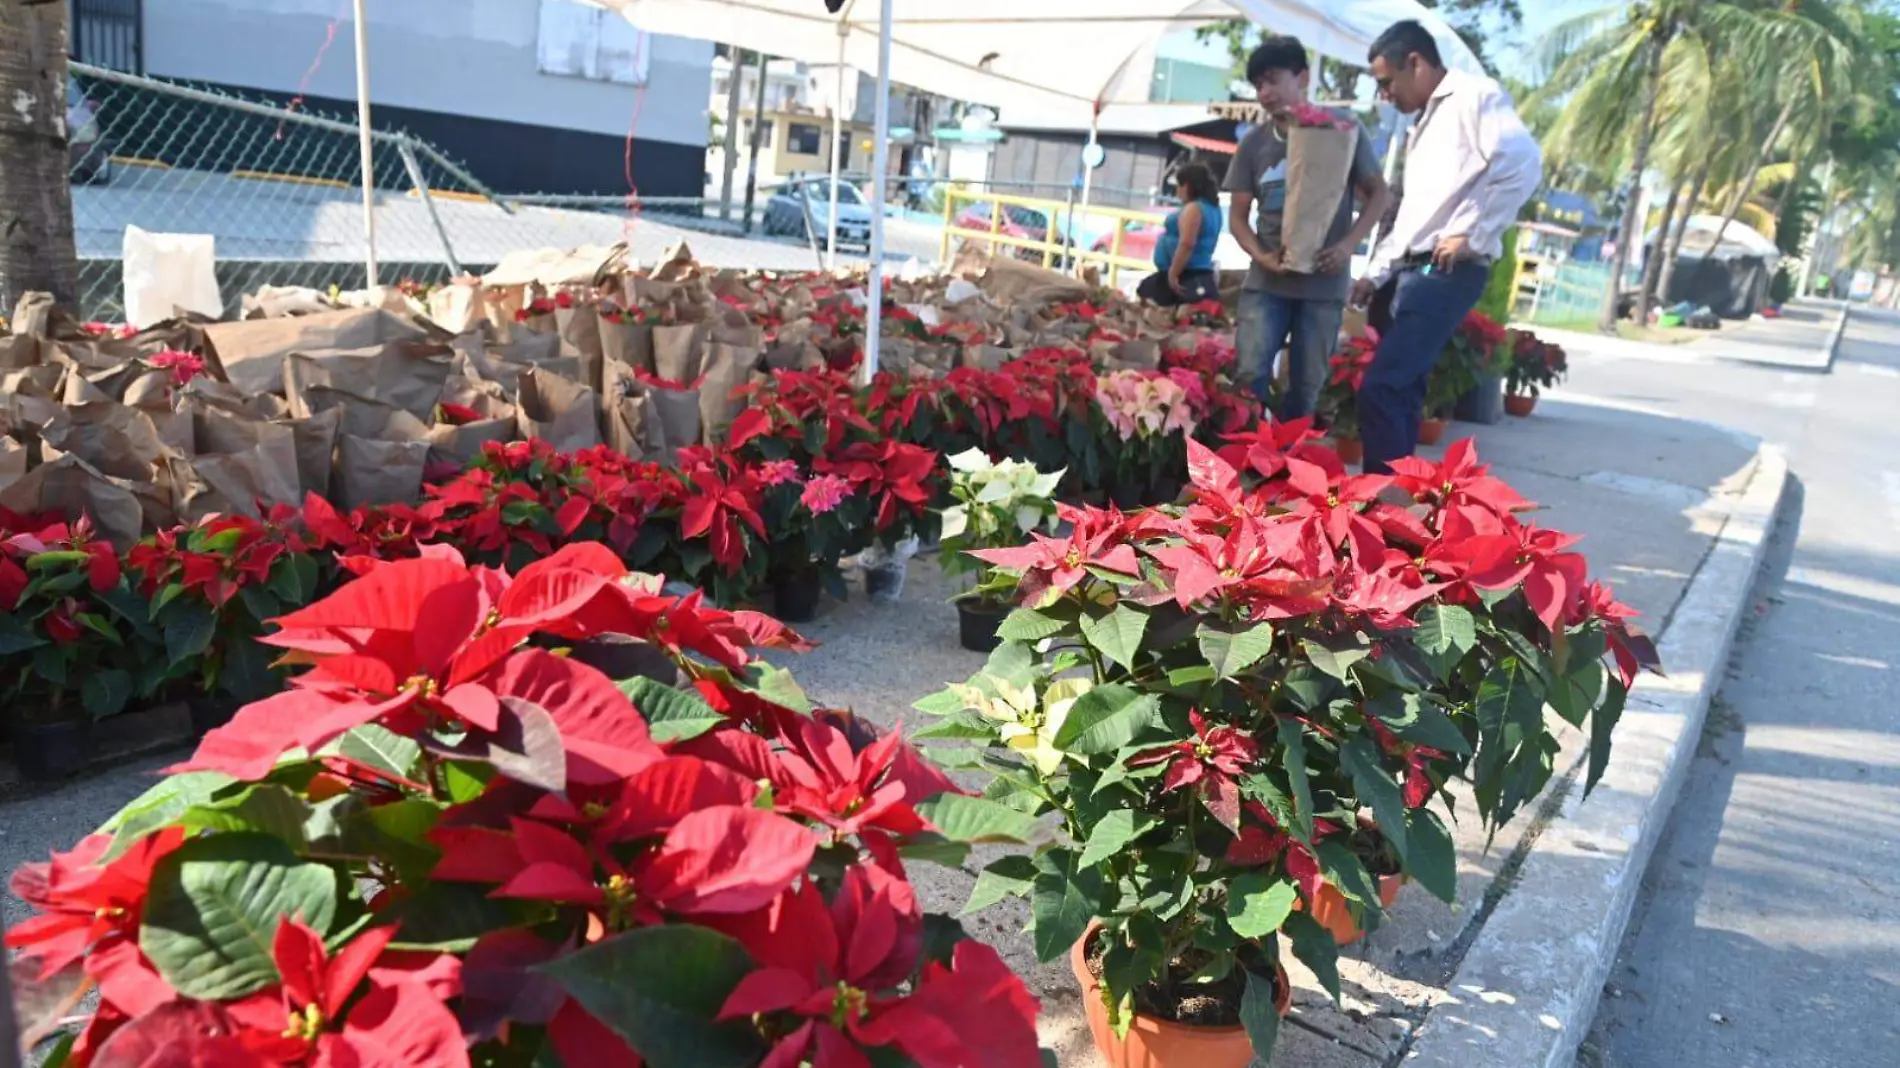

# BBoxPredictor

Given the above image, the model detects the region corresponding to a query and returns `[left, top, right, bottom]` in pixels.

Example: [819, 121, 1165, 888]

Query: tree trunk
[0, 1, 79, 313]
[1706, 94, 1798, 255]
[717, 48, 744, 222]
[741, 51, 770, 235]
[1656, 159, 1712, 309]
[1632, 172, 1684, 324]
[1599, 35, 1666, 333]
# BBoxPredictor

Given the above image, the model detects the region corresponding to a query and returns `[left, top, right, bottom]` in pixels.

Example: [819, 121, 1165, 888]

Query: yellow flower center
[282, 1003, 324, 1042]
[1327, 494, 1339, 508]
[1195, 741, 1215, 760]
[399, 674, 437, 698]
[830, 982, 870, 1029]
[581, 801, 609, 821]
[1064, 549, 1084, 570]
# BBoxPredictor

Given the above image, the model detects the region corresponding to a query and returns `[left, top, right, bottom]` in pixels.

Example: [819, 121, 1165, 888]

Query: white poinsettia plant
[939, 449, 1065, 599]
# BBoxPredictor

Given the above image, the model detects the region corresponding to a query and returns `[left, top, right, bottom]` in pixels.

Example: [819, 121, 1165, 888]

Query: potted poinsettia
[1317, 332, 1377, 464]
[753, 457, 866, 622]
[0, 512, 152, 779]
[125, 511, 323, 734]
[937, 448, 1064, 652]
[6, 544, 1051, 1068]
[1505, 330, 1567, 416]
[1425, 311, 1509, 443]
[1095, 370, 1197, 509]
[917, 436, 1656, 1068]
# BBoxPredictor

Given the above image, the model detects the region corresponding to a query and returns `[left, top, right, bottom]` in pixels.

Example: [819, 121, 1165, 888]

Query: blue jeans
[1360, 261, 1492, 474]
[1235, 290, 1344, 422]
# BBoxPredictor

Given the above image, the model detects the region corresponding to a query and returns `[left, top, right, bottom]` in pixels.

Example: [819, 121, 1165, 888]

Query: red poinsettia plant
[917, 434, 1657, 1062]
[125, 510, 323, 711]
[1505, 329, 1568, 398]
[1317, 330, 1379, 440]
[7, 545, 1048, 1068]
[0, 510, 150, 728]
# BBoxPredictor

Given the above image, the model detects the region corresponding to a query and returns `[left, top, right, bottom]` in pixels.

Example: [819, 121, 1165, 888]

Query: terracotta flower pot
[1504, 392, 1537, 417]
[1418, 418, 1448, 446]
[1333, 436, 1364, 465]
[1302, 873, 1406, 946]
[1069, 927, 1288, 1068]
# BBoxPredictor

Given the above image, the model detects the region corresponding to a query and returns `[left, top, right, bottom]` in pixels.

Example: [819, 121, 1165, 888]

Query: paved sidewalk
[1522, 299, 1845, 374]
[0, 398, 1770, 1067]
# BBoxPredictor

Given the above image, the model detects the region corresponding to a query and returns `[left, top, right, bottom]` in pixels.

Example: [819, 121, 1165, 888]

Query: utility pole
[741, 50, 770, 235]
[0, 0, 81, 312]
[717, 46, 744, 222]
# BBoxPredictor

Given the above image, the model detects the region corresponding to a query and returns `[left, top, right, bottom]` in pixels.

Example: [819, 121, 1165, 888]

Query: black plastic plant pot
[12, 716, 92, 782]
[957, 599, 1010, 653]
[772, 567, 824, 624]
[189, 695, 240, 737]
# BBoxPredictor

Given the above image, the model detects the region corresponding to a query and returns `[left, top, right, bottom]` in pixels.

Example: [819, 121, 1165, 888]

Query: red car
[953, 202, 1068, 262]
[1094, 221, 1162, 262]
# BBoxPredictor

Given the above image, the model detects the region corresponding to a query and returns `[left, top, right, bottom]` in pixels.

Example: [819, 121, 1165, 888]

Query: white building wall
[143, 0, 714, 148]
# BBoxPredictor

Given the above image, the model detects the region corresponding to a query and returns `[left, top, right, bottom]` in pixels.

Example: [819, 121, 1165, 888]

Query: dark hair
[1245, 36, 1308, 85]
[1368, 20, 1443, 70]
[1173, 162, 1219, 203]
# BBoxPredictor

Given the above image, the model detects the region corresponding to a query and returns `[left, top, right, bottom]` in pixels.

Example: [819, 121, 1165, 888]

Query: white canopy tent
[591, 0, 1481, 375]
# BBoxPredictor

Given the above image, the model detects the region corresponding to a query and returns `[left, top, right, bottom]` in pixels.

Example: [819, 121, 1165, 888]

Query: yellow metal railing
[937, 188, 1165, 288]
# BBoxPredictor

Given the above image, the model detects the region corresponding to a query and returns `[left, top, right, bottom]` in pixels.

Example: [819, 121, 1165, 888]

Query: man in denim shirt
[1225, 36, 1391, 423]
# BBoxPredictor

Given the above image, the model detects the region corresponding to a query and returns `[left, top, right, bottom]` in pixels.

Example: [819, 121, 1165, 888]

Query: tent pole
[863, 0, 893, 383]
[827, 29, 846, 270]
[352, 0, 377, 289]
[1077, 108, 1100, 273]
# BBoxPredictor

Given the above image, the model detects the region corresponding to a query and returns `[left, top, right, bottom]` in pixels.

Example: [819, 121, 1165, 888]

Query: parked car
[68, 77, 113, 185]
[762, 177, 872, 250]
[953, 201, 1074, 262]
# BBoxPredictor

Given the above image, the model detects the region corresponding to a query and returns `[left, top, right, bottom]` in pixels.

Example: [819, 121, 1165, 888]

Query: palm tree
[1536, 2, 1705, 333]
[0, 0, 79, 310]
[1700, 2, 1860, 256]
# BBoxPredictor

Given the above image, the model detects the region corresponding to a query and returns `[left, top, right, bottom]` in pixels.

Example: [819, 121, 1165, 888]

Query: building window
[787, 123, 823, 156]
[537, 0, 650, 85]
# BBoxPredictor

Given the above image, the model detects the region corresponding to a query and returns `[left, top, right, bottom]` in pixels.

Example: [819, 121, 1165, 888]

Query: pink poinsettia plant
[918, 430, 1658, 1062]
[6, 545, 1047, 1068]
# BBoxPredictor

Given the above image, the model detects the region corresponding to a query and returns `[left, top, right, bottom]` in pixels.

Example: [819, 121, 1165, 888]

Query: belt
[1399, 250, 1494, 271]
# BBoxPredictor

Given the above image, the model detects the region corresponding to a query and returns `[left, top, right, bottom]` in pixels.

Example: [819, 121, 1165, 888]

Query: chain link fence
[64, 62, 1177, 320]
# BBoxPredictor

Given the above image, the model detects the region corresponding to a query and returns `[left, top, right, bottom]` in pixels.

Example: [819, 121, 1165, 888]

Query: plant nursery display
[4, 545, 1049, 1068]
[1, 240, 1645, 1068]
[919, 430, 1658, 1066]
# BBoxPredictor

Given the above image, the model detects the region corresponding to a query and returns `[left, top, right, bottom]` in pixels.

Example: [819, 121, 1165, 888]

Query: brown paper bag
[336, 435, 429, 509]
[696, 343, 757, 445]
[556, 304, 605, 390]
[516, 368, 601, 451]
[0, 436, 26, 491]
[204, 307, 432, 394]
[598, 313, 654, 374]
[9, 293, 57, 338]
[43, 402, 172, 482]
[0, 450, 146, 546]
[651, 323, 710, 384]
[426, 417, 516, 471]
[283, 342, 454, 423]
[279, 407, 342, 500]
[427, 282, 487, 334]
[1281, 124, 1357, 274]
[646, 384, 701, 459]
[181, 409, 302, 517]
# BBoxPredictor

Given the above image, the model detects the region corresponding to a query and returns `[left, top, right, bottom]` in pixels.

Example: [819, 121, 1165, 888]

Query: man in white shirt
[1349, 20, 1543, 473]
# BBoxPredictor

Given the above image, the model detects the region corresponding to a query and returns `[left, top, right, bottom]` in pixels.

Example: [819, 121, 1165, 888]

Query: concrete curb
[1400, 443, 1791, 1068]
[1821, 303, 1851, 372]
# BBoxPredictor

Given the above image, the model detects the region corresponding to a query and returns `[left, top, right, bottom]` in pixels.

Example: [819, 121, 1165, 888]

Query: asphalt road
[1568, 304, 1900, 1068]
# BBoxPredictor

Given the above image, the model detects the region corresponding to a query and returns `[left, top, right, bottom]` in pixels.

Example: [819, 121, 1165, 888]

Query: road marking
[1766, 390, 1817, 410]
[1883, 472, 1900, 531]
[1846, 363, 1900, 378]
